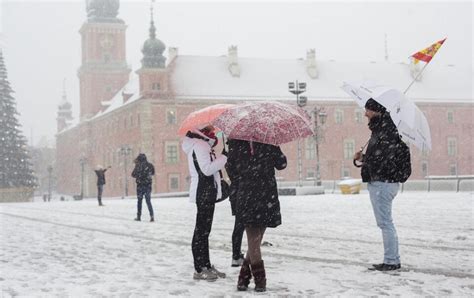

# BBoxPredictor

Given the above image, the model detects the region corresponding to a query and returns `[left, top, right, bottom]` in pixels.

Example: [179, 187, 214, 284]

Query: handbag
[192, 151, 230, 203]
[215, 134, 230, 203]
[216, 175, 230, 203]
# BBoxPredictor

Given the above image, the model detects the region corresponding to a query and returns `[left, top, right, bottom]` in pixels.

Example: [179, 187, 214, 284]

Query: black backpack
[393, 138, 412, 183]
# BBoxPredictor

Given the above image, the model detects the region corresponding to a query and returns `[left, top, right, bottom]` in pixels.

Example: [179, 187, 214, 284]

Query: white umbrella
[341, 80, 432, 151]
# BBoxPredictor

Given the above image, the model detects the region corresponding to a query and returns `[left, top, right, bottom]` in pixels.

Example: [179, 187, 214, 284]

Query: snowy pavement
[1, 192, 473, 297]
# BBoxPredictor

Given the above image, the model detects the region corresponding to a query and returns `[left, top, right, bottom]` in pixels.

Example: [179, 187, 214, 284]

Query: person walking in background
[94, 165, 111, 206]
[353, 98, 411, 272]
[235, 141, 287, 292]
[225, 139, 247, 267]
[182, 125, 228, 281]
[131, 154, 155, 222]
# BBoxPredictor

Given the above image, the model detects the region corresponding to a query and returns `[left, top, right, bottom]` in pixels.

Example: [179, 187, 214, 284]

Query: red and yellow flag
[411, 38, 447, 64]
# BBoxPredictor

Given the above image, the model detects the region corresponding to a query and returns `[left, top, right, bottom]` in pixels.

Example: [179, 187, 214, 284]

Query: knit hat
[365, 98, 386, 113]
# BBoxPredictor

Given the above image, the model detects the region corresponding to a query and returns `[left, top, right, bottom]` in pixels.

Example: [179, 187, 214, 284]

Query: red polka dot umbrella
[212, 101, 314, 145]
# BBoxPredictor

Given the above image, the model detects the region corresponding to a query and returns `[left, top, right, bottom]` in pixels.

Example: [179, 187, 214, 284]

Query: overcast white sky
[0, 0, 472, 146]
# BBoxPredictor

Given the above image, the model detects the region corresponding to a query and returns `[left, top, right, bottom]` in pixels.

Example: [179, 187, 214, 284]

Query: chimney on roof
[227, 45, 240, 77]
[168, 47, 178, 63]
[306, 49, 318, 79]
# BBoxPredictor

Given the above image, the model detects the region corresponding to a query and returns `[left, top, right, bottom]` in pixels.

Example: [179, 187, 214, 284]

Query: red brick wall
[57, 99, 474, 196]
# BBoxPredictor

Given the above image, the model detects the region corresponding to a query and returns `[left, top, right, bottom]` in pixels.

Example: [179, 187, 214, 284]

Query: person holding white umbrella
[353, 98, 412, 272]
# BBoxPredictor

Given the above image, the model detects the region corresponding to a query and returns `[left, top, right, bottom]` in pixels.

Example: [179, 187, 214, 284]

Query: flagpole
[403, 62, 429, 94]
[405, 37, 446, 94]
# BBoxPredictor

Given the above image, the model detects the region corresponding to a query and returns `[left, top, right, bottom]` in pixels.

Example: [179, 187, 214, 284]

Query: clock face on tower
[100, 34, 114, 51]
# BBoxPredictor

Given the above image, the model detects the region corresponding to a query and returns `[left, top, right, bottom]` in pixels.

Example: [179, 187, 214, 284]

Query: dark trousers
[97, 184, 104, 205]
[192, 201, 215, 272]
[232, 215, 245, 259]
[137, 184, 153, 218]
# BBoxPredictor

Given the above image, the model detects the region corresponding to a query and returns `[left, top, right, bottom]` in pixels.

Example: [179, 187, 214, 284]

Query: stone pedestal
[0, 187, 34, 202]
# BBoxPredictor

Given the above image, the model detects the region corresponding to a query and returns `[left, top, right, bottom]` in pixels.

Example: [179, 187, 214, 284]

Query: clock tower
[78, 0, 131, 120]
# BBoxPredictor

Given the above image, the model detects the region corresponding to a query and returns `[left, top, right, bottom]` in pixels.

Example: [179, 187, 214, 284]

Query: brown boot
[236, 259, 251, 291]
[251, 260, 266, 292]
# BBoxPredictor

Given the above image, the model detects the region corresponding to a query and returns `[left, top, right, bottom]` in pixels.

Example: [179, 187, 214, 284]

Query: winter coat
[233, 141, 287, 228]
[182, 130, 227, 204]
[95, 169, 107, 186]
[225, 139, 249, 216]
[131, 154, 155, 187]
[361, 112, 411, 183]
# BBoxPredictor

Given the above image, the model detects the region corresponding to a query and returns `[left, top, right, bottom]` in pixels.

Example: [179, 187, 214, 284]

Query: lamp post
[118, 145, 132, 199]
[79, 157, 87, 199]
[47, 165, 53, 201]
[289, 81, 307, 187]
[311, 108, 327, 186]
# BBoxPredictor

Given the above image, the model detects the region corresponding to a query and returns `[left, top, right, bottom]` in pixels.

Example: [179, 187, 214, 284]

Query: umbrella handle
[221, 135, 226, 151]
[360, 138, 370, 152]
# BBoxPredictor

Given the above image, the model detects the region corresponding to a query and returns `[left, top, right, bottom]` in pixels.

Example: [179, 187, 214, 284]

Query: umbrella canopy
[177, 104, 235, 136]
[211, 101, 314, 145]
[341, 80, 432, 151]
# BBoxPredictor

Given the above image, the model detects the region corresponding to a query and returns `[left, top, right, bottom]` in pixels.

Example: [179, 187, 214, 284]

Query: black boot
[370, 263, 401, 271]
[251, 260, 266, 292]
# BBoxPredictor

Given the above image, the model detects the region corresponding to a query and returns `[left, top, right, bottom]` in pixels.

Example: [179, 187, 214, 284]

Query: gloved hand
[221, 147, 228, 157]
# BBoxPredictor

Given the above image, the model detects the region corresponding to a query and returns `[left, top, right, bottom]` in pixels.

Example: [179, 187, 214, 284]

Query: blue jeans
[367, 181, 400, 265]
[137, 184, 153, 219]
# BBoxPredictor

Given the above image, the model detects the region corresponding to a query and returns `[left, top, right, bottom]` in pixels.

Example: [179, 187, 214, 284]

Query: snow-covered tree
[0, 51, 37, 189]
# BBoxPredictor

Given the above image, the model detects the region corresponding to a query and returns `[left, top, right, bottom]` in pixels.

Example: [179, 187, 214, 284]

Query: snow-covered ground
[1, 191, 473, 297]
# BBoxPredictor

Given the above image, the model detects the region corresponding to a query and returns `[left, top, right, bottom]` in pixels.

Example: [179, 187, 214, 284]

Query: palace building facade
[56, 0, 473, 198]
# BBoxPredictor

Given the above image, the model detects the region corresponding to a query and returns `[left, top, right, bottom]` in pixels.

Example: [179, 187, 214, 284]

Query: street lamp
[118, 145, 132, 199]
[79, 157, 87, 199]
[312, 108, 327, 186]
[289, 80, 307, 186]
[47, 165, 53, 201]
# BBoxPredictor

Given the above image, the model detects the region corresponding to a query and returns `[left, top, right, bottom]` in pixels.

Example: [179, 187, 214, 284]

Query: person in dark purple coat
[232, 140, 287, 292]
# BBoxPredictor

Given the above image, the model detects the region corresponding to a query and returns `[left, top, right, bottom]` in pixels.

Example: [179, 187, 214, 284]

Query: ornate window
[166, 108, 177, 125]
[168, 174, 180, 191]
[447, 110, 454, 124]
[447, 137, 457, 157]
[305, 137, 316, 160]
[335, 109, 344, 124]
[343, 139, 355, 160]
[165, 141, 179, 163]
[449, 164, 457, 176]
[355, 109, 363, 124]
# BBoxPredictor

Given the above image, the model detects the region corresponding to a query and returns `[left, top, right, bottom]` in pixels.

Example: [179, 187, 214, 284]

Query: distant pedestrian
[234, 141, 287, 292]
[131, 154, 155, 222]
[225, 139, 247, 267]
[94, 165, 111, 206]
[182, 125, 228, 281]
[353, 98, 411, 272]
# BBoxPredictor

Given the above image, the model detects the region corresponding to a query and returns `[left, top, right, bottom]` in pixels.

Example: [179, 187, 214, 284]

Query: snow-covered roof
[93, 75, 141, 118]
[57, 76, 141, 135]
[171, 55, 473, 103]
[58, 55, 472, 135]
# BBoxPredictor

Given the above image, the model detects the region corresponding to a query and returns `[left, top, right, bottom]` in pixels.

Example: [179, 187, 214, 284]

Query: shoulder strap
[193, 150, 225, 180]
[192, 151, 203, 176]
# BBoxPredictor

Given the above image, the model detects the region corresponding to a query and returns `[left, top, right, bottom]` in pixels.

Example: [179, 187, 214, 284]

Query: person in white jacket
[182, 125, 228, 281]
